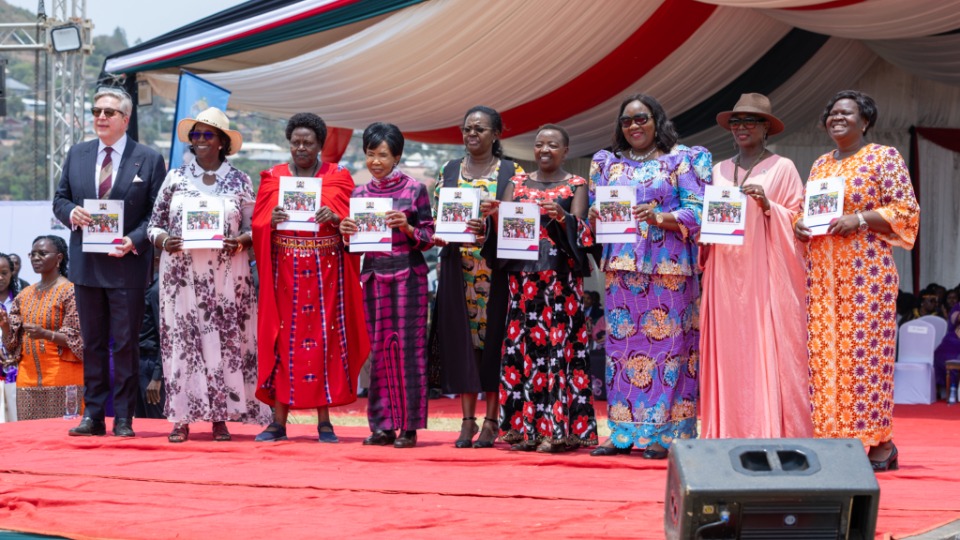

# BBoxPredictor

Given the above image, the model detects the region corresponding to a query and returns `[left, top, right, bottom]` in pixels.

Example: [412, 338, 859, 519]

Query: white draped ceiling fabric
[104, 0, 960, 290]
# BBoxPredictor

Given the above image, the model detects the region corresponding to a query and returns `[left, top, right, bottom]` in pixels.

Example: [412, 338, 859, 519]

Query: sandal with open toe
[509, 440, 537, 452]
[212, 421, 231, 442]
[455, 417, 478, 448]
[168, 423, 189, 443]
[536, 441, 570, 454]
[473, 417, 498, 449]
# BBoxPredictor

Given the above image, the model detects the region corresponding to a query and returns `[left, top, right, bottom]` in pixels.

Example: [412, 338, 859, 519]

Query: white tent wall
[0, 201, 71, 284]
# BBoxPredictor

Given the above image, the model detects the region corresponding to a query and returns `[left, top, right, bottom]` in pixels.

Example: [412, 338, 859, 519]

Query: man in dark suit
[53, 87, 166, 437]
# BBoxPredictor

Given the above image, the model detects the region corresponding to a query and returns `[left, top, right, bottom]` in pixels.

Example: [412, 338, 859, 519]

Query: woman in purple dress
[588, 94, 710, 459]
[339, 123, 435, 449]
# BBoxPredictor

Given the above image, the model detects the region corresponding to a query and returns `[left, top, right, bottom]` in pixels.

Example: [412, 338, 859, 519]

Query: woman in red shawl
[252, 113, 370, 442]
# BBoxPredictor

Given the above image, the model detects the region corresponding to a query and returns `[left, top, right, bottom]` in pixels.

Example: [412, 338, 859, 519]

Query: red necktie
[98, 147, 113, 199]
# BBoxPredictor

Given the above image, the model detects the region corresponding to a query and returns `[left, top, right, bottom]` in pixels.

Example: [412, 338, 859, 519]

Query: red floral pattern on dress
[497, 176, 598, 447]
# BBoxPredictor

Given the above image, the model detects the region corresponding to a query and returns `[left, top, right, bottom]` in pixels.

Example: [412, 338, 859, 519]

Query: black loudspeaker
[664, 438, 879, 540]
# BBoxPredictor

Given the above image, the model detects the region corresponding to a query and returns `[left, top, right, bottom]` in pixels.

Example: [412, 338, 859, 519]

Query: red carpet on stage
[1, 402, 958, 540]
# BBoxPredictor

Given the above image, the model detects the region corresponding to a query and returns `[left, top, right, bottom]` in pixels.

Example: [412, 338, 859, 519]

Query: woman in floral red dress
[483, 124, 598, 453]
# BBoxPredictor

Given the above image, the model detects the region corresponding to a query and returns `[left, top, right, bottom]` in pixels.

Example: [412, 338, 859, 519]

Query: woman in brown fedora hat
[148, 107, 271, 442]
[699, 93, 812, 439]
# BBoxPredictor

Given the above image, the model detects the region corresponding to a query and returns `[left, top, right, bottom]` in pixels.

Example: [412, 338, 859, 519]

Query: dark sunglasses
[91, 107, 124, 118]
[188, 130, 218, 142]
[728, 117, 767, 129]
[461, 126, 492, 135]
[619, 113, 651, 128]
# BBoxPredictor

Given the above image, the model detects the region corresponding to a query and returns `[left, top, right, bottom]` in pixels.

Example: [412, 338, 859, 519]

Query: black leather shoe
[363, 430, 396, 446]
[113, 418, 136, 438]
[69, 417, 106, 437]
[590, 445, 631, 457]
[642, 446, 669, 460]
[393, 430, 417, 449]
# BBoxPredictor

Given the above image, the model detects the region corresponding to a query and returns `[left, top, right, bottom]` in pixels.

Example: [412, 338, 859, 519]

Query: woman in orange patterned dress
[795, 91, 919, 472]
[0, 236, 84, 421]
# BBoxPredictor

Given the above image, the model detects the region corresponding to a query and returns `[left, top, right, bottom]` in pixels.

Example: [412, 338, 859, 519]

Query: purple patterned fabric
[589, 145, 711, 449]
[352, 171, 435, 431]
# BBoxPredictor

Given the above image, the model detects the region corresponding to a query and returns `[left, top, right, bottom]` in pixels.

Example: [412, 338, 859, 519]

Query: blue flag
[170, 71, 230, 169]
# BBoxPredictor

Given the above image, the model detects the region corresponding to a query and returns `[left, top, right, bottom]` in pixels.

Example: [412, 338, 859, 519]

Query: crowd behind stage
[0, 86, 950, 472]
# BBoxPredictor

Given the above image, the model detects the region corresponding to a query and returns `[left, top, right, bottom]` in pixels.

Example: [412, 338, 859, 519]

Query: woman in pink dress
[699, 93, 812, 439]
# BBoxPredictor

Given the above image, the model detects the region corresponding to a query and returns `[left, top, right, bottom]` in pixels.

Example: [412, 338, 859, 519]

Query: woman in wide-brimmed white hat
[147, 107, 271, 443]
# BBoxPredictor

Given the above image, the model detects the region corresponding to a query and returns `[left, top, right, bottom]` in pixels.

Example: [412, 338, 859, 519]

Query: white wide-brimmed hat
[176, 107, 243, 155]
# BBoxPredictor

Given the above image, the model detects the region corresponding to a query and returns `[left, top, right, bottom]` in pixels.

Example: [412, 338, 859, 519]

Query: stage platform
[0, 401, 958, 539]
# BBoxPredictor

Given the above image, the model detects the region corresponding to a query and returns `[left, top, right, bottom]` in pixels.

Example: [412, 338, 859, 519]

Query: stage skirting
[0, 402, 958, 539]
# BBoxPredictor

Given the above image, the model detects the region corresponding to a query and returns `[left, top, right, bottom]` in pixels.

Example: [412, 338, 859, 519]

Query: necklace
[291, 161, 320, 177]
[833, 143, 865, 161]
[35, 276, 59, 293]
[733, 149, 767, 187]
[627, 146, 658, 162]
[464, 155, 497, 179]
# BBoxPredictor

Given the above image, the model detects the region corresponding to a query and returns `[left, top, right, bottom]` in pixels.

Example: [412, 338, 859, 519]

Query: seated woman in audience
[483, 124, 598, 453]
[0, 236, 84, 420]
[252, 112, 369, 443]
[935, 296, 960, 402]
[148, 107, 271, 442]
[339, 123, 435, 449]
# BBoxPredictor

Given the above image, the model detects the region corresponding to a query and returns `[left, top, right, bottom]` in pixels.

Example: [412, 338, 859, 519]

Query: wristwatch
[655, 213, 665, 225]
[856, 212, 868, 232]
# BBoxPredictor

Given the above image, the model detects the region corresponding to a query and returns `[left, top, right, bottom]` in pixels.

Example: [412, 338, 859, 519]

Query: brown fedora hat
[716, 93, 784, 135]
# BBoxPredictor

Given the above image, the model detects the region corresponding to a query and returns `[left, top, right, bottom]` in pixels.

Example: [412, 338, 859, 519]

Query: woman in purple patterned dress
[485, 124, 598, 453]
[588, 95, 710, 459]
[148, 108, 271, 443]
[339, 123, 435, 449]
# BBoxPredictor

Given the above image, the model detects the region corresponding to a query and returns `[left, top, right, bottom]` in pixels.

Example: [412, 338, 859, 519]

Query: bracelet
[161, 236, 169, 251]
[556, 213, 566, 225]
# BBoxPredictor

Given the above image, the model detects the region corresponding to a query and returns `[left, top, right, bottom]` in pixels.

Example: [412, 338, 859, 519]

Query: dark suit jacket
[52, 138, 167, 289]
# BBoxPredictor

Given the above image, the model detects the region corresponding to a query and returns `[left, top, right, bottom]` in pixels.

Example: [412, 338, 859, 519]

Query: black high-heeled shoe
[870, 443, 899, 472]
[473, 417, 498, 449]
[455, 417, 478, 449]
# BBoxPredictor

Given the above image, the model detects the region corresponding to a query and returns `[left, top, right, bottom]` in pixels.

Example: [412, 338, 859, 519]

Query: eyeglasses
[188, 131, 217, 142]
[728, 117, 767, 129]
[619, 114, 651, 128]
[461, 126, 492, 135]
[91, 107, 125, 118]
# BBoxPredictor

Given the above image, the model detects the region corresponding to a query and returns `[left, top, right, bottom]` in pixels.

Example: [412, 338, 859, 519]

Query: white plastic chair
[894, 319, 936, 404]
[917, 315, 947, 348]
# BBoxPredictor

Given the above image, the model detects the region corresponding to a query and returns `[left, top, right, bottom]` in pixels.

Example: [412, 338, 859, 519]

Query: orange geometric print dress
[805, 143, 919, 447]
